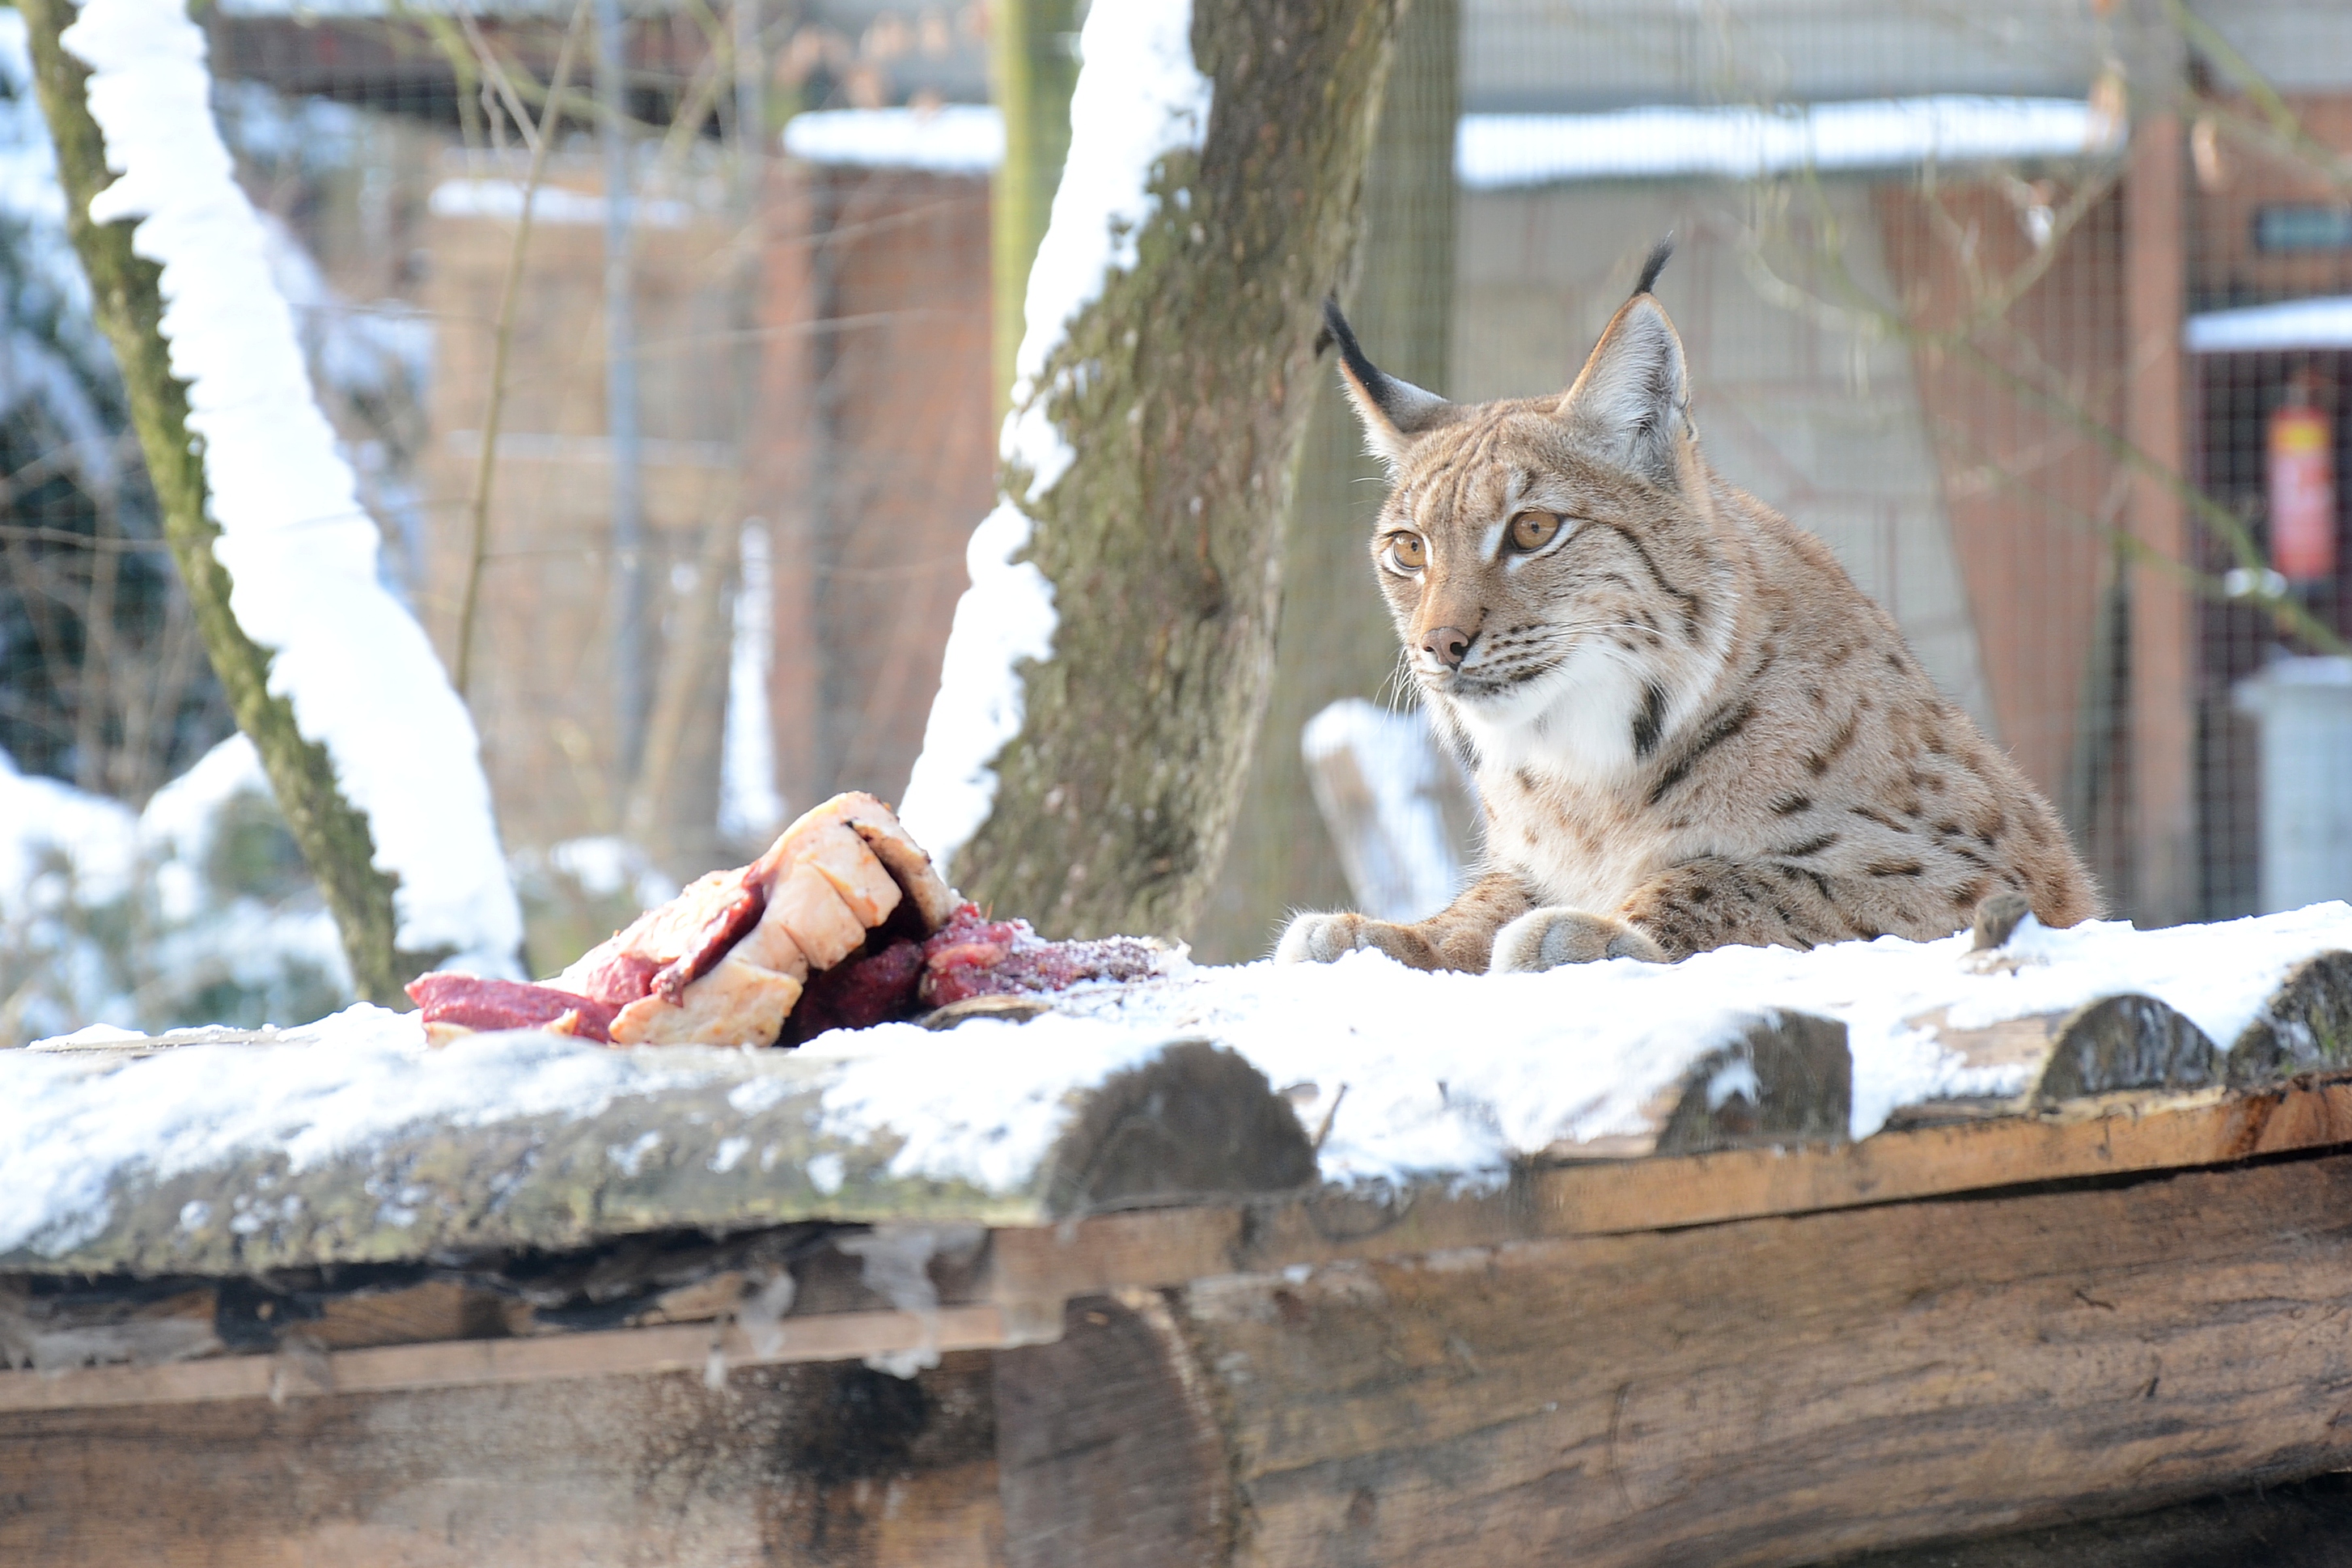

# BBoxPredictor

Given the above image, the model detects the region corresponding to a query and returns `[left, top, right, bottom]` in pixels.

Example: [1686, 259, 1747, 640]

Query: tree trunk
[1194, 0, 1460, 960]
[947, 0, 1407, 941]
[22, 0, 414, 1004]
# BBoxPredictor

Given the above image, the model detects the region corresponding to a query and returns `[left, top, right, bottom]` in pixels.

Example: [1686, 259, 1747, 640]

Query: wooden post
[758, 159, 828, 817]
[988, 0, 1079, 414]
[2125, 109, 2195, 925]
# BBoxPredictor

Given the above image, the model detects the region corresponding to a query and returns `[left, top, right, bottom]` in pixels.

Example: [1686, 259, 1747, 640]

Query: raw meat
[917, 905, 1165, 1008]
[404, 974, 616, 1044]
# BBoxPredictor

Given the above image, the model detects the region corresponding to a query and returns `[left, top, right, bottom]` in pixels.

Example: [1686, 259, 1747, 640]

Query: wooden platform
[10, 947, 2352, 1564]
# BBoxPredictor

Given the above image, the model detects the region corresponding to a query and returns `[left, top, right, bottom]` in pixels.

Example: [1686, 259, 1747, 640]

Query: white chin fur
[1441, 644, 1646, 785]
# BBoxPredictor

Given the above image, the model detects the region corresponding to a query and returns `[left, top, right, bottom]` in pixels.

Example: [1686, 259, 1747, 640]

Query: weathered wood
[994, 1294, 1233, 1567]
[0, 1303, 1034, 1413]
[1837, 1470, 2352, 1568]
[1038, 1039, 1316, 1213]
[0, 1354, 1005, 1566]
[11, 1034, 1311, 1274]
[2227, 951, 2352, 1087]
[1170, 1150, 2352, 1567]
[1652, 1010, 1850, 1157]
[986, 1072, 2352, 1308]
[2030, 993, 2221, 1104]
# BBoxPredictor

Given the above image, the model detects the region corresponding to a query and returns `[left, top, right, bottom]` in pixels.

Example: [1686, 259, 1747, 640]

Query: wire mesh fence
[2, 0, 2349, 1028]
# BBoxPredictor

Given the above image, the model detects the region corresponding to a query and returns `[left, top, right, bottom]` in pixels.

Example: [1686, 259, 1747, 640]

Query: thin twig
[455, 0, 593, 697]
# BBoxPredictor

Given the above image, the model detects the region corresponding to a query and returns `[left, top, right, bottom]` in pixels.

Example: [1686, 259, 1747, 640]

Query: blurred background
[3, 0, 2350, 1037]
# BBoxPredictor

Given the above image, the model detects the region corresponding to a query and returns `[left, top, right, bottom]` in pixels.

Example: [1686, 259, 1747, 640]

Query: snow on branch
[896, 0, 1214, 878]
[58, 0, 519, 970]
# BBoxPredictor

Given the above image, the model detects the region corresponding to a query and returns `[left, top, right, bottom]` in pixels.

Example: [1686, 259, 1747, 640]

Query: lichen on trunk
[951, 0, 1406, 941]
[21, 0, 421, 1004]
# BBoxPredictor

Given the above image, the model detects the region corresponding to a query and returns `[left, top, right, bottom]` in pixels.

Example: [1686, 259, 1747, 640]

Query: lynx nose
[1421, 625, 1473, 670]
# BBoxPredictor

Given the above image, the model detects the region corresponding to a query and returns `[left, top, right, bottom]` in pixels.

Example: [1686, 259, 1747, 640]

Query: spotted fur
[1280, 244, 2100, 973]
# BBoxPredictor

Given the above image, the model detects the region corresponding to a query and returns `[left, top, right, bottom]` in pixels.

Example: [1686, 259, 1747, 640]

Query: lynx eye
[1507, 511, 1564, 553]
[1384, 532, 1427, 572]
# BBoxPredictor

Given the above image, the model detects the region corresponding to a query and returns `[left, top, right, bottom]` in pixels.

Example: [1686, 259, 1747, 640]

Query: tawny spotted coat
[1278, 242, 2100, 974]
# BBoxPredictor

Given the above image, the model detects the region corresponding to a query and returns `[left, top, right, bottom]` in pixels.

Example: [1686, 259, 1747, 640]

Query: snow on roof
[778, 96, 2123, 188]
[426, 177, 697, 231]
[1456, 96, 2123, 189]
[782, 105, 1004, 176]
[58, 0, 521, 973]
[2185, 295, 2352, 354]
[10, 903, 2350, 1261]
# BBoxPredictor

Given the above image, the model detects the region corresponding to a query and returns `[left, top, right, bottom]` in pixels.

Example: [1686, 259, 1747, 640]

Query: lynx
[1278, 242, 2099, 974]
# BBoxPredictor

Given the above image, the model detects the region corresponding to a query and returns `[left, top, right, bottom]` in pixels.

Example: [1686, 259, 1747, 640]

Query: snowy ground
[11, 904, 2349, 1257]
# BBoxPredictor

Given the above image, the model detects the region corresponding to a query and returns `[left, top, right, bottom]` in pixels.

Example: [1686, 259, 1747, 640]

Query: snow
[896, 502, 1058, 877]
[9, 906, 2352, 1254]
[763, 97, 2119, 194]
[426, 177, 693, 231]
[1456, 97, 2126, 189]
[718, 523, 786, 844]
[897, 0, 1210, 877]
[1300, 699, 1464, 922]
[2185, 295, 2352, 354]
[59, 0, 521, 973]
[782, 105, 1003, 175]
[799, 903, 2352, 1189]
[0, 744, 139, 914]
[0, 1005, 697, 1258]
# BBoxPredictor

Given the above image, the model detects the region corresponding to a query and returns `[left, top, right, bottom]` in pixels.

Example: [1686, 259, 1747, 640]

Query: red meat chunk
[781, 939, 927, 1046]
[405, 973, 617, 1043]
[916, 904, 1163, 1008]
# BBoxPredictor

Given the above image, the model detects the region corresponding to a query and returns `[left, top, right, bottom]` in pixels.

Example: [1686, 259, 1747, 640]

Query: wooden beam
[0, 1303, 1040, 1413]
[0, 1353, 1006, 1568]
[988, 1070, 2352, 1307]
[1167, 1149, 2352, 1566]
[2125, 108, 2196, 925]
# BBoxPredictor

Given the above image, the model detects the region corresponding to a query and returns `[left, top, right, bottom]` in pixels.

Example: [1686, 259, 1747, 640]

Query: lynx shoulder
[1279, 240, 2100, 975]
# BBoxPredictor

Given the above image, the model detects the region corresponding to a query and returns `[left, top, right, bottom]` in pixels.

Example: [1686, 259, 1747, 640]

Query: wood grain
[987, 1070, 2352, 1309]
[0, 1303, 1036, 1413]
[1176, 1151, 2352, 1566]
[994, 1294, 1234, 1567]
[0, 1354, 1005, 1568]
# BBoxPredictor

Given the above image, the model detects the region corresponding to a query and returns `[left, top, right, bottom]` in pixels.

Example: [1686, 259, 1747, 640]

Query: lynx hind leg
[1274, 911, 1450, 971]
[1490, 907, 1668, 973]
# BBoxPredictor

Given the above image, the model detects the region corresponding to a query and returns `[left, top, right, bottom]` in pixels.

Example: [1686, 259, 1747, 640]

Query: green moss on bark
[956, 0, 1405, 940]
[21, 0, 427, 1004]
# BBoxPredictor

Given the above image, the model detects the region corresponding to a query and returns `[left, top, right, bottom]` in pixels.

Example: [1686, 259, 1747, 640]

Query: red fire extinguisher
[2269, 372, 2336, 583]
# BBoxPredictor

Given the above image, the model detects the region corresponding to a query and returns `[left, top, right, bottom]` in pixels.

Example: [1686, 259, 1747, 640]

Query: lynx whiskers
[1279, 239, 2099, 975]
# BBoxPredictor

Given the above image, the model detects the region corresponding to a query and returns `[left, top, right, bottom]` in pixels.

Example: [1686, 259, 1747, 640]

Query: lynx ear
[1558, 255, 1692, 488]
[1321, 296, 1454, 469]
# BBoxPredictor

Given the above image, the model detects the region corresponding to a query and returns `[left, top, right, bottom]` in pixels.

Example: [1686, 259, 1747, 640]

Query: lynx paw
[1274, 912, 1437, 969]
[1489, 907, 1668, 973]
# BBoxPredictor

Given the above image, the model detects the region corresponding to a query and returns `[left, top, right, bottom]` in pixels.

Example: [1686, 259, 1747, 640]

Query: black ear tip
[1634, 235, 1675, 299]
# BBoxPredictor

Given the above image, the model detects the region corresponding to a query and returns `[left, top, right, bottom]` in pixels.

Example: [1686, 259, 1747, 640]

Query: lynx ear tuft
[1323, 296, 1454, 469]
[1558, 292, 1691, 488]
[1631, 234, 1674, 299]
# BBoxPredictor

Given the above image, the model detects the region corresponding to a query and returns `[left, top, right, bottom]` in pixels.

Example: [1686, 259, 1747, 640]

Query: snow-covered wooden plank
[0, 1019, 1314, 1276]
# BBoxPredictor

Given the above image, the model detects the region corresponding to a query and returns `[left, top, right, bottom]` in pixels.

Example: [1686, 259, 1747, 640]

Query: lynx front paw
[1489, 907, 1668, 973]
[1274, 912, 1442, 969]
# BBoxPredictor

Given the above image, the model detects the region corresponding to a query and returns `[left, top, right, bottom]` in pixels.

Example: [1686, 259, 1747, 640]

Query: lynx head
[1325, 239, 1738, 779]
